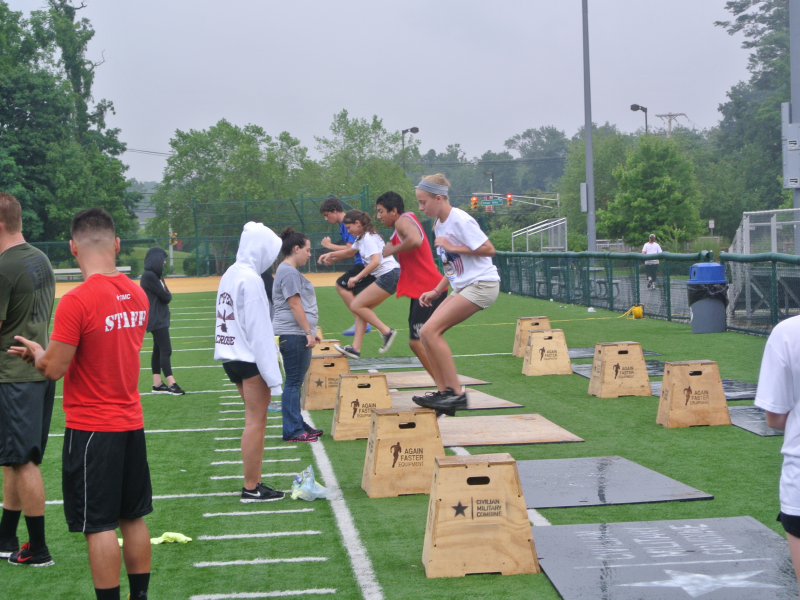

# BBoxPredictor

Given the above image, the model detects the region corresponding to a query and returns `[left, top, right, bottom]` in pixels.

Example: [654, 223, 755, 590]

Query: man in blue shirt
[319, 197, 372, 336]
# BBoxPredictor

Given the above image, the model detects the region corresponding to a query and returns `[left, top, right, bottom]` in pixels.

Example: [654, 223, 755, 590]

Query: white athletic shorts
[453, 280, 500, 310]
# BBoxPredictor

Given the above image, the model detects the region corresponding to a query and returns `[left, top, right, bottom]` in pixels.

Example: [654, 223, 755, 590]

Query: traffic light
[171, 232, 178, 246]
[470, 196, 478, 210]
[506, 194, 513, 207]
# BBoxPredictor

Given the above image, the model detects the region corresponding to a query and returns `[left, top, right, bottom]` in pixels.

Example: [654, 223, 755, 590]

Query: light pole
[484, 171, 495, 194]
[631, 104, 648, 134]
[582, 0, 597, 251]
[401, 127, 419, 172]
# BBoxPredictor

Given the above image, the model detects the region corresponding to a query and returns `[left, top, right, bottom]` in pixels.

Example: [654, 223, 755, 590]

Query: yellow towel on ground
[118, 532, 193, 547]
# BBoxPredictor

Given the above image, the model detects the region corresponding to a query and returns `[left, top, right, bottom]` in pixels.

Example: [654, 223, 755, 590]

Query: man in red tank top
[376, 192, 446, 376]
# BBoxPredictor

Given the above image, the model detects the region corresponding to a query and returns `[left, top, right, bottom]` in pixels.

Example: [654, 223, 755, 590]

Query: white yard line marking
[220, 396, 241, 399]
[220, 410, 245, 414]
[194, 557, 327, 568]
[452, 352, 513, 357]
[198, 531, 320, 540]
[450, 446, 550, 526]
[15, 491, 244, 507]
[212, 458, 300, 465]
[210, 473, 295, 480]
[219, 418, 245, 421]
[215, 446, 296, 452]
[214, 436, 281, 441]
[220, 402, 244, 406]
[302, 410, 383, 600]
[203, 509, 313, 517]
[189, 589, 337, 600]
[140, 347, 214, 353]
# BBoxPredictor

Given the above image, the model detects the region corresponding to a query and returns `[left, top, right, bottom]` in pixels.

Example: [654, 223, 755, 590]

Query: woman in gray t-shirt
[272, 228, 323, 443]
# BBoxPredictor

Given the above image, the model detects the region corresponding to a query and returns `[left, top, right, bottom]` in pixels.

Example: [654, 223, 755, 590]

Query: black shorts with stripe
[62, 428, 153, 533]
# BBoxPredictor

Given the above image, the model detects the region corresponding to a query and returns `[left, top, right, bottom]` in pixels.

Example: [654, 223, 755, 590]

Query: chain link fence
[494, 251, 712, 323]
[722, 252, 800, 335]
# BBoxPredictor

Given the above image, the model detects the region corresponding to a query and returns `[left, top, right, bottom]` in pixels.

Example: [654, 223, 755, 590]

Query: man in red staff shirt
[9, 208, 152, 600]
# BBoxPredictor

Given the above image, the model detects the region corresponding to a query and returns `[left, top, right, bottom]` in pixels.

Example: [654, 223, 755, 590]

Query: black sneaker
[412, 390, 446, 405]
[378, 329, 398, 354]
[334, 344, 361, 359]
[0, 536, 18, 558]
[8, 542, 54, 567]
[240, 482, 285, 503]
[152, 383, 169, 394]
[167, 383, 185, 396]
[412, 388, 467, 416]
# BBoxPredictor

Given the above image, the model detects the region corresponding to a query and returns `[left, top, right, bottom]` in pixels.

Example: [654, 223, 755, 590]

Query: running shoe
[0, 536, 18, 558]
[304, 425, 323, 437]
[240, 482, 284, 503]
[167, 383, 185, 396]
[412, 387, 467, 416]
[267, 401, 282, 412]
[152, 383, 169, 394]
[8, 542, 54, 567]
[378, 329, 398, 354]
[285, 432, 319, 443]
[342, 323, 371, 336]
[334, 344, 361, 359]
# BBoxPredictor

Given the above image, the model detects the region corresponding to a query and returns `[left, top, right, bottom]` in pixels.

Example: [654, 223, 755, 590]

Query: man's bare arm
[8, 337, 77, 381]
[383, 216, 422, 257]
[766, 411, 789, 431]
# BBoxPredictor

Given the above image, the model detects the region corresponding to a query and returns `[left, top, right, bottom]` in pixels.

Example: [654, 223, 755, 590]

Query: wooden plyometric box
[312, 340, 340, 357]
[522, 329, 572, 376]
[587, 341, 651, 398]
[656, 360, 731, 429]
[302, 353, 350, 411]
[362, 408, 445, 498]
[422, 454, 540, 578]
[331, 373, 392, 441]
[513, 316, 551, 357]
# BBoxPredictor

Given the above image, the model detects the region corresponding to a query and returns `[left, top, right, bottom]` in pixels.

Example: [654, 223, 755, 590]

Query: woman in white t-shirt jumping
[318, 210, 400, 358]
[412, 174, 500, 415]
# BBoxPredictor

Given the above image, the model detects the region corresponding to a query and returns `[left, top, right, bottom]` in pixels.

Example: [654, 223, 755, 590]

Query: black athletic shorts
[62, 428, 153, 533]
[778, 512, 800, 538]
[408, 293, 448, 340]
[0, 380, 56, 466]
[223, 360, 260, 384]
[336, 264, 376, 296]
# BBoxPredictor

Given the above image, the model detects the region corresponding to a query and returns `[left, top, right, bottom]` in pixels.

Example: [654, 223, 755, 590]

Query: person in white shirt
[641, 234, 663, 289]
[411, 174, 500, 415]
[214, 222, 284, 503]
[755, 314, 800, 586]
[318, 210, 400, 358]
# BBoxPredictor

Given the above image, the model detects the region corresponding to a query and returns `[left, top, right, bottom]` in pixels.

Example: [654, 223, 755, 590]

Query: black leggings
[150, 327, 173, 377]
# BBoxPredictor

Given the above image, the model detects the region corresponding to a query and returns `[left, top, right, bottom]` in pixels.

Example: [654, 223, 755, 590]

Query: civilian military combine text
[390, 442, 401, 468]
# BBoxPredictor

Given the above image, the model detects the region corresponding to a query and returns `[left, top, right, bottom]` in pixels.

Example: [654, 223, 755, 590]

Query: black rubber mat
[518, 456, 712, 509]
[533, 516, 797, 600]
[729, 406, 783, 437]
[650, 379, 757, 401]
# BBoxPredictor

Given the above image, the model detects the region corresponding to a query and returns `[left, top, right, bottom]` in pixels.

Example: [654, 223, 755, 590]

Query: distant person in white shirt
[641, 234, 663, 290]
[755, 315, 800, 587]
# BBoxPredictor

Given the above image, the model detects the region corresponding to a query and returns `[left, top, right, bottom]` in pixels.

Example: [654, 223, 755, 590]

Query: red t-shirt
[391, 213, 443, 299]
[50, 273, 148, 432]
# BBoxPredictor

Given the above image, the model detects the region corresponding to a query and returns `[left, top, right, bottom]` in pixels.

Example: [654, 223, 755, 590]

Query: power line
[123, 148, 174, 157]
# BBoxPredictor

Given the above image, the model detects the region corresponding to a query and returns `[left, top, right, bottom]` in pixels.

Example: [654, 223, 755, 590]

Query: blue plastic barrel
[688, 263, 727, 284]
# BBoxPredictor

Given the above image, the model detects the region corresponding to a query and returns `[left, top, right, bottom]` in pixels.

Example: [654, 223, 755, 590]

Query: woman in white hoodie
[214, 222, 285, 502]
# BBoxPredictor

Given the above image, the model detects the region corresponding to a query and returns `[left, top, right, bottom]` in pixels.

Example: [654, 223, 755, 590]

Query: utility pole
[582, 0, 597, 251]
[655, 113, 687, 138]
[792, 0, 800, 254]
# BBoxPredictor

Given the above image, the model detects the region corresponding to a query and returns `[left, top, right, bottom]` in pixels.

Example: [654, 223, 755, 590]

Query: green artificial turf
[0, 288, 780, 599]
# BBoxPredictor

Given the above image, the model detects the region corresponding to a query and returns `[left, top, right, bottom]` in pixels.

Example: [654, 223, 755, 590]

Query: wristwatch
[305, 330, 314, 336]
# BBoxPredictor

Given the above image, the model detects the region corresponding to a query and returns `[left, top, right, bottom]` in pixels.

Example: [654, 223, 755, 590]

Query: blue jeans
[279, 335, 313, 440]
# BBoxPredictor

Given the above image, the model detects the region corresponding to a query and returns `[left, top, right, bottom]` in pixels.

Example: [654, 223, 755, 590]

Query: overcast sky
[9, 1, 752, 183]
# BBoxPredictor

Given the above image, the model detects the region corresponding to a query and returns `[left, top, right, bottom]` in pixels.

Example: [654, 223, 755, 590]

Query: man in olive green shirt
[0, 193, 56, 566]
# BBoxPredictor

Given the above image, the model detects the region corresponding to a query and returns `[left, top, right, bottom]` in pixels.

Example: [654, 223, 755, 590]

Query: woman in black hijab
[141, 247, 185, 395]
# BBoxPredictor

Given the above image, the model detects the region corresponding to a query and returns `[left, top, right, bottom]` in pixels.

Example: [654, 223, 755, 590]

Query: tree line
[0, 1, 791, 252]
